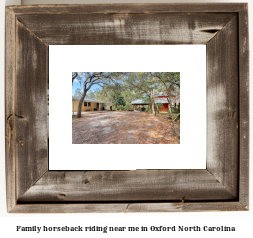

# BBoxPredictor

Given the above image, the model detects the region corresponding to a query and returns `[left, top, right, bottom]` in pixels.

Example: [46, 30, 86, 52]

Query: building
[131, 98, 150, 111]
[131, 93, 180, 112]
[72, 96, 110, 113]
[155, 93, 180, 111]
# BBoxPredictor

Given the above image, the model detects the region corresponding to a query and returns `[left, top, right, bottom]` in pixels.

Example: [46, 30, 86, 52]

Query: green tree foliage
[72, 72, 180, 120]
[123, 72, 161, 115]
[110, 93, 126, 107]
[87, 88, 101, 99]
[151, 72, 180, 109]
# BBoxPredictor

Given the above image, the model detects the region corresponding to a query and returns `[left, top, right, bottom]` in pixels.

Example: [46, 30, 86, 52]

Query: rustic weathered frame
[5, 4, 249, 213]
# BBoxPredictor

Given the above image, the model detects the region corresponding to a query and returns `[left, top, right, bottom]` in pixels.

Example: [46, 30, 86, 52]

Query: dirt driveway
[72, 111, 179, 144]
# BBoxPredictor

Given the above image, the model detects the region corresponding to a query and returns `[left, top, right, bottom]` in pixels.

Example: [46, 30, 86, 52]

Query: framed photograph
[50, 45, 206, 171]
[5, 3, 249, 213]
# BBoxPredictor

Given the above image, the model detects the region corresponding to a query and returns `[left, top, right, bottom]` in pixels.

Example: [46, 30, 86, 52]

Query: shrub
[171, 105, 180, 113]
[124, 104, 135, 111]
[117, 106, 125, 111]
[124, 104, 131, 111]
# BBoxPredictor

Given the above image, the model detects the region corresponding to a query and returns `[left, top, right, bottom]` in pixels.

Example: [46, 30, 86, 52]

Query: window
[88, 102, 91, 106]
[84, 102, 87, 106]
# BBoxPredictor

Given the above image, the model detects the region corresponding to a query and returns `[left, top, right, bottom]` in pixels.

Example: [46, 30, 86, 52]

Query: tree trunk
[147, 104, 151, 114]
[156, 104, 159, 114]
[150, 90, 156, 116]
[150, 98, 156, 116]
[166, 97, 179, 138]
[77, 90, 86, 118]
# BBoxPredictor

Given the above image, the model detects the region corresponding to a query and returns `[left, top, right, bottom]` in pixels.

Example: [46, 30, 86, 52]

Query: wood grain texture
[10, 202, 247, 213]
[5, 3, 249, 213]
[126, 202, 248, 213]
[238, 4, 249, 209]
[16, 13, 236, 45]
[15, 20, 48, 200]
[5, 7, 16, 212]
[18, 170, 236, 203]
[7, 3, 246, 15]
[206, 16, 239, 198]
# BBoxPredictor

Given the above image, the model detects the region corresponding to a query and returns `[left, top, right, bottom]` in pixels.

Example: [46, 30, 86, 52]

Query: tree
[150, 72, 180, 137]
[150, 72, 180, 110]
[87, 88, 101, 99]
[89, 77, 126, 107]
[124, 72, 160, 115]
[72, 72, 78, 84]
[121, 89, 143, 110]
[72, 72, 180, 119]
[74, 72, 116, 118]
[110, 93, 126, 108]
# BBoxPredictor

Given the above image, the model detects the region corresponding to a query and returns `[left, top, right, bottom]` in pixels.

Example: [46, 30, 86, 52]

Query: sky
[72, 73, 103, 96]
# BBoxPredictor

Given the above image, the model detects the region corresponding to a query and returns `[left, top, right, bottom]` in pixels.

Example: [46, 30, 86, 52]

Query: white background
[0, 0, 252, 237]
[49, 45, 206, 170]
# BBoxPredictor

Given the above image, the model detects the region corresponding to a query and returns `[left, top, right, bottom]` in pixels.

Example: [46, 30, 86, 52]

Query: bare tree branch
[72, 72, 78, 84]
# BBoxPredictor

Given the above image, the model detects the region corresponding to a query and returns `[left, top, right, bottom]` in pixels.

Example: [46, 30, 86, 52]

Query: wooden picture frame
[5, 3, 249, 213]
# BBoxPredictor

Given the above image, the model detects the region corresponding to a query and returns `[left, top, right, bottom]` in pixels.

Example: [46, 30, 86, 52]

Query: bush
[125, 104, 134, 111]
[117, 106, 125, 111]
[116, 105, 134, 111]
[171, 105, 180, 113]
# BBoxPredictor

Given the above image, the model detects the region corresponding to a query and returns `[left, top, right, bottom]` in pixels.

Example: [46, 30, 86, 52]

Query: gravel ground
[72, 111, 180, 144]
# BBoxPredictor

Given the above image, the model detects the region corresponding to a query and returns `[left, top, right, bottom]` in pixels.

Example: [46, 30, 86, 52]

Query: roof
[156, 92, 179, 97]
[131, 98, 170, 105]
[131, 99, 150, 105]
[155, 98, 170, 104]
[72, 96, 107, 104]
